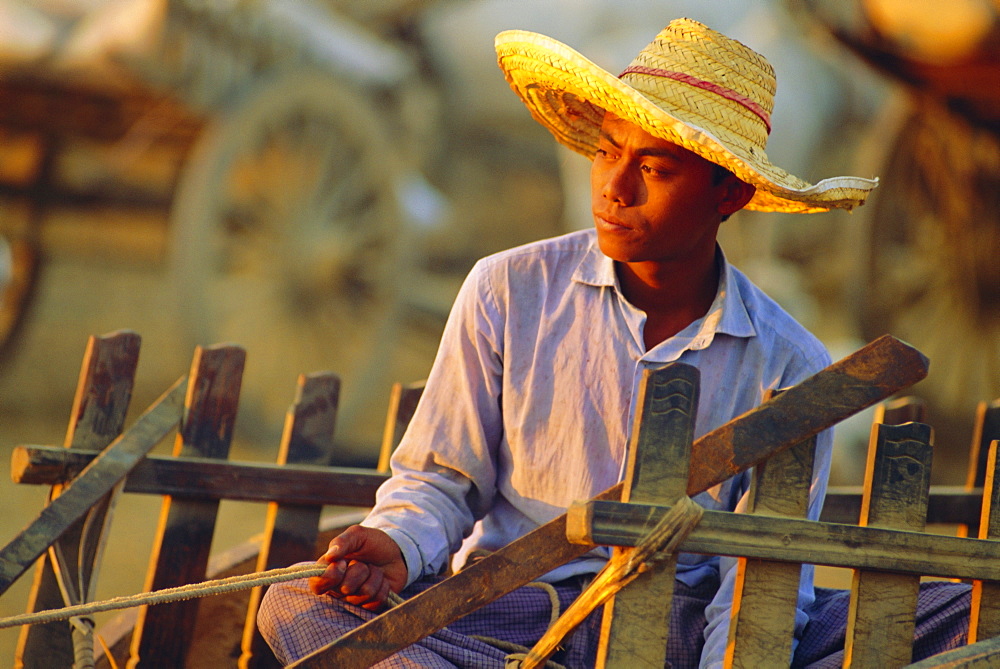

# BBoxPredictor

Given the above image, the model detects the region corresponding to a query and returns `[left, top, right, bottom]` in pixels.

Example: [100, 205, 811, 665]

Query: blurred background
[0, 0, 998, 662]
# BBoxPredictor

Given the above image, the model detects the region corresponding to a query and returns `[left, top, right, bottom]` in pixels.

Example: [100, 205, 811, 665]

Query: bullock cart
[1, 330, 999, 667]
[0, 0, 445, 456]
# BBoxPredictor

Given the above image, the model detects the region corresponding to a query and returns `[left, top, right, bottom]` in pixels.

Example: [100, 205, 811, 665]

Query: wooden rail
[4, 332, 1000, 668]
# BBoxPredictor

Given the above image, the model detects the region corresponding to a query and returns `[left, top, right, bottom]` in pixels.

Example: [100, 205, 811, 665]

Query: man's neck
[615, 252, 720, 350]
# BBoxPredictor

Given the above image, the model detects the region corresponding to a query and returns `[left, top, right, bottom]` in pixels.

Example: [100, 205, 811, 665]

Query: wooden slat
[377, 381, 425, 472]
[596, 363, 698, 668]
[726, 389, 816, 667]
[821, 486, 981, 526]
[845, 422, 933, 668]
[15, 331, 141, 669]
[11, 445, 387, 506]
[569, 500, 1000, 580]
[128, 345, 245, 668]
[240, 373, 341, 669]
[963, 400, 1000, 537]
[11, 449, 987, 526]
[288, 335, 929, 669]
[969, 440, 1000, 643]
[965, 400, 1000, 490]
[0, 376, 186, 596]
[686, 335, 928, 495]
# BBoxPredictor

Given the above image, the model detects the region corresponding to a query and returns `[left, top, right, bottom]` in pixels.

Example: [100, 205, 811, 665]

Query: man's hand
[309, 525, 408, 611]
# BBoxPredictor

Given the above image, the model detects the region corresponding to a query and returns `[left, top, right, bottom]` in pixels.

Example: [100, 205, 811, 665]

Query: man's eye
[641, 165, 667, 176]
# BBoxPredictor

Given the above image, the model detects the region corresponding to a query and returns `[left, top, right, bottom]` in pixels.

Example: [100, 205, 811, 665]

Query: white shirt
[365, 228, 832, 666]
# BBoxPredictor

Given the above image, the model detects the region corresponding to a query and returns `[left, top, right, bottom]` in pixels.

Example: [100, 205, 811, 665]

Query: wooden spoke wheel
[168, 69, 412, 462]
[859, 102, 1000, 415]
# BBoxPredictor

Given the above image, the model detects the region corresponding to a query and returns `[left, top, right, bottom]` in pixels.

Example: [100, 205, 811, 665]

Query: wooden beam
[596, 364, 698, 668]
[970, 440, 1000, 643]
[241, 372, 342, 669]
[844, 422, 932, 667]
[567, 499, 1000, 581]
[288, 335, 929, 668]
[11, 446, 387, 507]
[129, 345, 245, 667]
[726, 388, 816, 667]
[10, 450, 984, 526]
[16, 331, 141, 669]
[0, 376, 186, 595]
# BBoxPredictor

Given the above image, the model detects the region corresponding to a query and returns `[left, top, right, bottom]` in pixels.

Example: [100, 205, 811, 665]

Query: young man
[259, 19, 882, 667]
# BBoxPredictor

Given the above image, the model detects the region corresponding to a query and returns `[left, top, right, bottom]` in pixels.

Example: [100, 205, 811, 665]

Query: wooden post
[15, 331, 141, 669]
[725, 389, 816, 667]
[377, 381, 424, 472]
[963, 400, 1000, 538]
[844, 421, 933, 668]
[239, 373, 341, 669]
[969, 439, 1000, 643]
[595, 362, 699, 668]
[288, 335, 931, 669]
[965, 400, 1000, 490]
[128, 344, 245, 668]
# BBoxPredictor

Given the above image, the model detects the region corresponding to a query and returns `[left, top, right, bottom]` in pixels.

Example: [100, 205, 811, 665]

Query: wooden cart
[0, 0, 444, 458]
[3, 330, 1000, 667]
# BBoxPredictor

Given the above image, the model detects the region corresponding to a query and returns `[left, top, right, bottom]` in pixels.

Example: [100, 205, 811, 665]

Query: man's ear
[718, 177, 756, 218]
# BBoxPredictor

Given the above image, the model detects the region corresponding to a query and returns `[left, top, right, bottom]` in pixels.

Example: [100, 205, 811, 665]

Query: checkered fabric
[257, 565, 718, 668]
[793, 582, 972, 668]
[258, 568, 971, 667]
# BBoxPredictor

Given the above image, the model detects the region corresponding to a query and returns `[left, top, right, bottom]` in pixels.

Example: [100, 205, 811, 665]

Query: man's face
[590, 114, 739, 265]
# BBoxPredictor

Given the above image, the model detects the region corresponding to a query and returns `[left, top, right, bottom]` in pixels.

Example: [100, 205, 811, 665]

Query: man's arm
[310, 525, 409, 611]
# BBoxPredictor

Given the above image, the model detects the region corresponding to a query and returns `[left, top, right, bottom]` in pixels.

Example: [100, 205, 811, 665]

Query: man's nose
[602, 162, 635, 206]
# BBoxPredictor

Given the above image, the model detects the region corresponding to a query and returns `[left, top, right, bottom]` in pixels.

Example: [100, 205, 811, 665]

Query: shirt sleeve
[362, 260, 506, 586]
[698, 350, 834, 668]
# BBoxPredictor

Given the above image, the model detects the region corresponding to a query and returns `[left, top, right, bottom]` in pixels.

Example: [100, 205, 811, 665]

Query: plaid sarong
[258, 565, 970, 668]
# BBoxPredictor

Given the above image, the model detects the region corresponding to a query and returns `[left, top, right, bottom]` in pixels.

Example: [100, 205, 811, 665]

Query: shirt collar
[571, 232, 757, 345]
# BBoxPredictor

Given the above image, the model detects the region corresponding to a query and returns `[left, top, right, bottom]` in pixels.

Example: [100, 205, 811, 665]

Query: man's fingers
[308, 560, 347, 595]
[338, 560, 371, 595]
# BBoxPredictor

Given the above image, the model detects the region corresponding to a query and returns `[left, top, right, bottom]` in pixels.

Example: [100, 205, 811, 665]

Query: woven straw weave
[496, 19, 878, 214]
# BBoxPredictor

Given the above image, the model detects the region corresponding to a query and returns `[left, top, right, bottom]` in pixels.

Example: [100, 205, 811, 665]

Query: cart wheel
[859, 103, 1000, 414]
[168, 69, 412, 461]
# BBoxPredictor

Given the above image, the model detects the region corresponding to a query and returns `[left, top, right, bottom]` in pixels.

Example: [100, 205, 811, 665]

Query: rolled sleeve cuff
[376, 526, 423, 588]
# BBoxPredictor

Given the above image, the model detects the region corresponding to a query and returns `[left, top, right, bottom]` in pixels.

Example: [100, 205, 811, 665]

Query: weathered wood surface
[686, 335, 928, 495]
[964, 400, 1000, 491]
[240, 373, 341, 669]
[288, 335, 930, 669]
[845, 422, 932, 667]
[569, 499, 1000, 581]
[969, 440, 1000, 643]
[377, 380, 424, 472]
[0, 375, 186, 596]
[16, 331, 141, 669]
[596, 364, 698, 668]
[726, 388, 815, 668]
[11, 445, 388, 506]
[963, 401, 1000, 537]
[14, 445, 988, 526]
[128, 345, 245, 668]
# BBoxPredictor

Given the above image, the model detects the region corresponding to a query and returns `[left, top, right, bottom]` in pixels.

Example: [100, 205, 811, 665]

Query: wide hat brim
[495, 29, 878, 214]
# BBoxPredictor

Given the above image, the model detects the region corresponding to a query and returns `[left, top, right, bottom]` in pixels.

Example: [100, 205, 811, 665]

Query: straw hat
[495, 18, 878, 213]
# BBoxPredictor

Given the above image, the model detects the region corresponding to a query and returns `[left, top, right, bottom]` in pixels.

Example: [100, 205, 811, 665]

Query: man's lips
[595, 214, 634, 231]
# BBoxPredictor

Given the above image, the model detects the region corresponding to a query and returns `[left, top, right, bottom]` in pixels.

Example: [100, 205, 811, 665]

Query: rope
[0, 563, 326, 630]
[515, 495, 705, 669]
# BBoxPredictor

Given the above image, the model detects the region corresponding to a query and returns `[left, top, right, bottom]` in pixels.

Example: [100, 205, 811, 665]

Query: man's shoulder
[729, 266, 830, 366]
